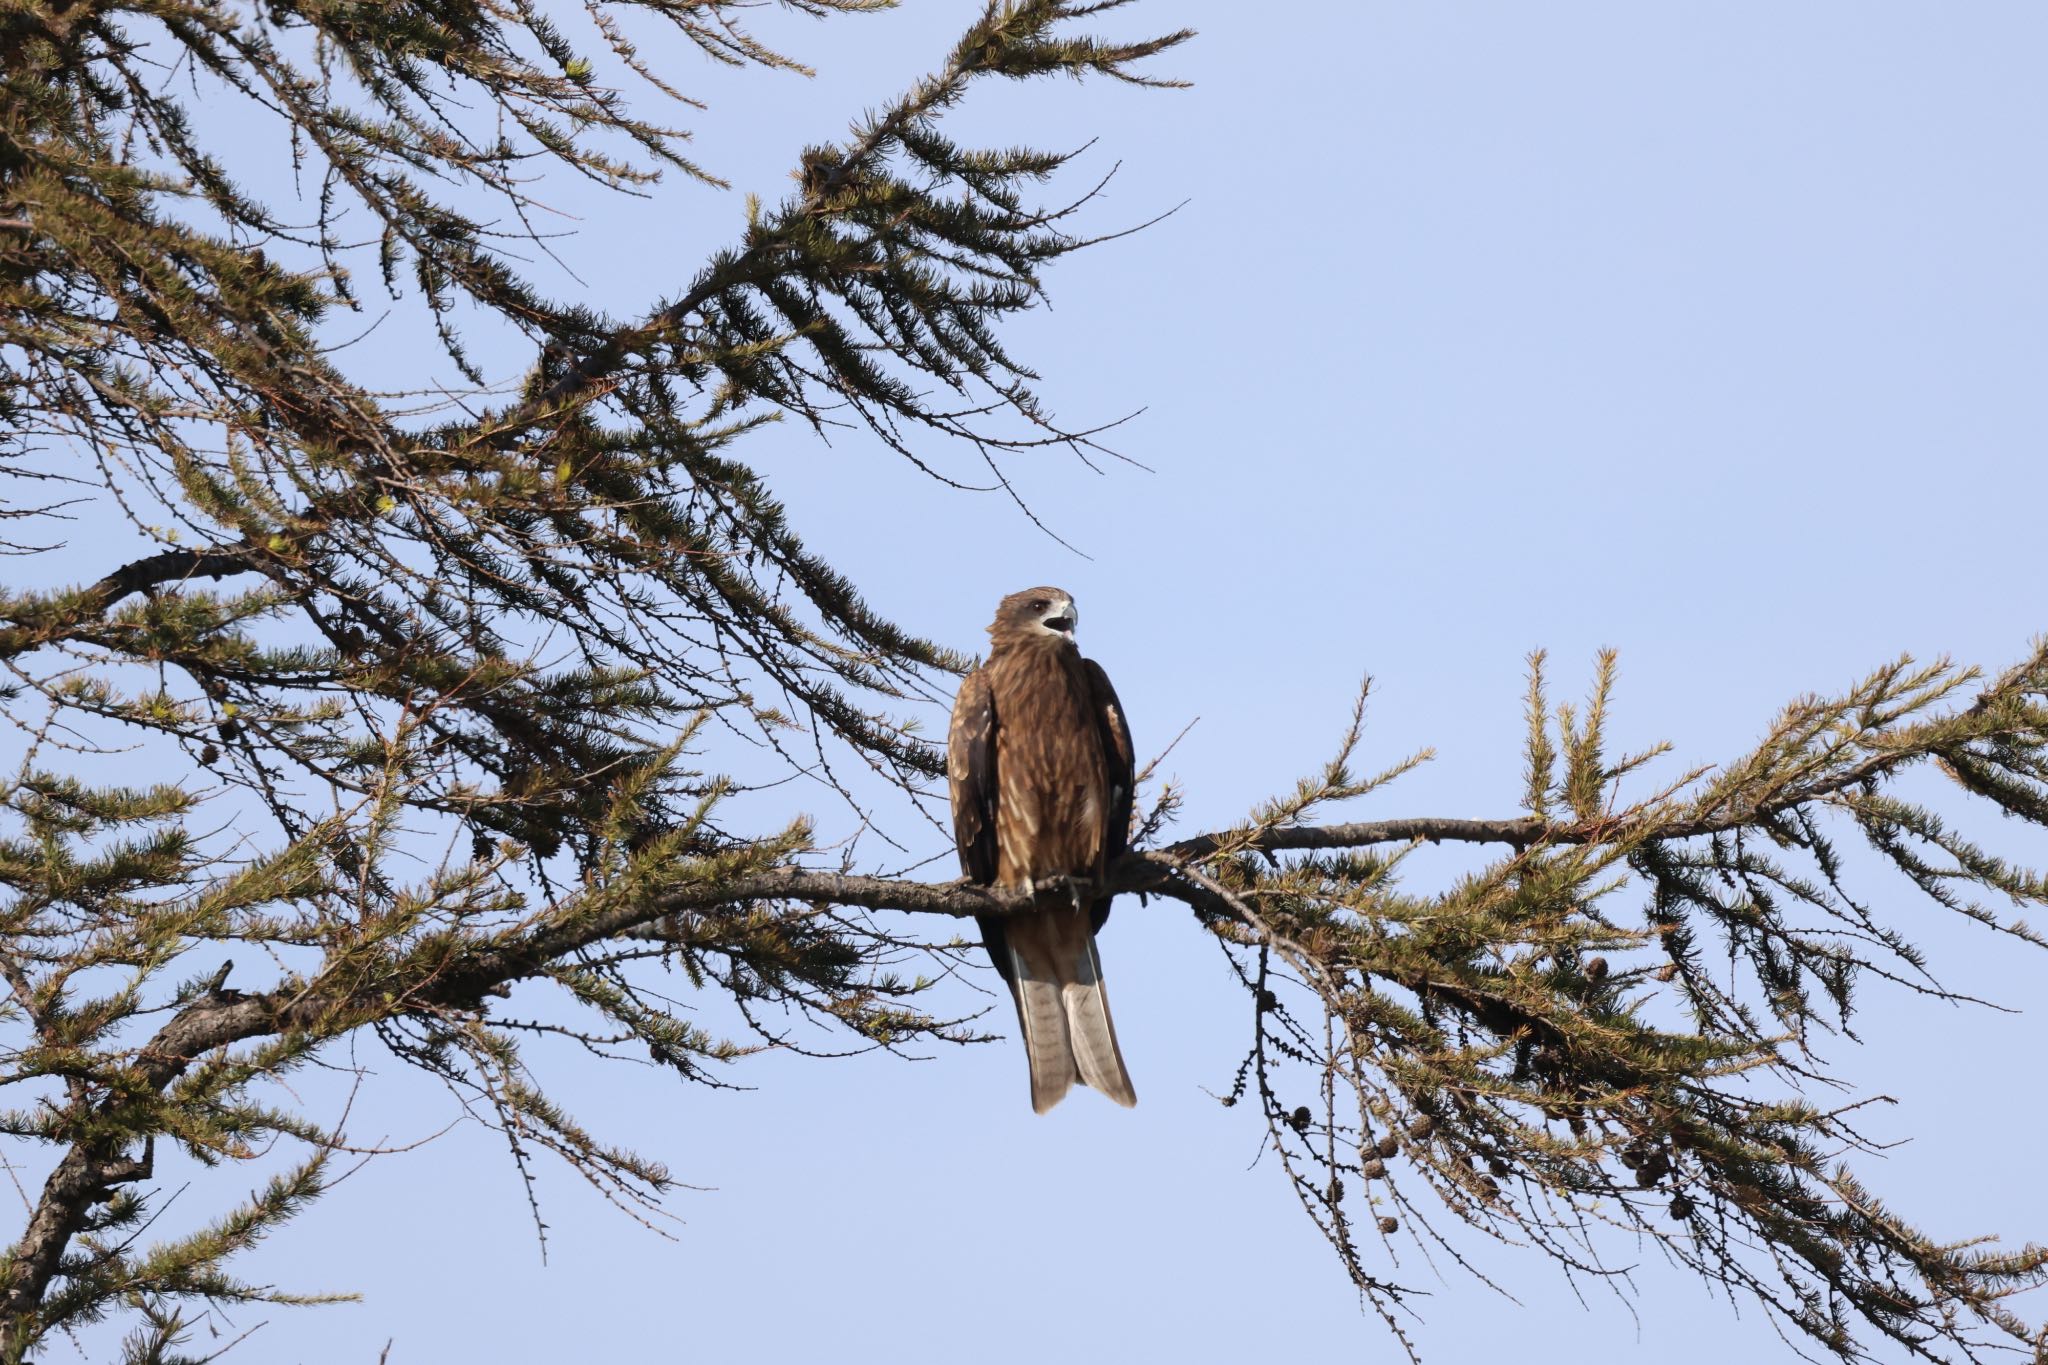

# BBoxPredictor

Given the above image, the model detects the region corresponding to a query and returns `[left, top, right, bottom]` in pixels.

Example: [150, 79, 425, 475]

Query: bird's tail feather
[1005, 913, 1135, 1113]
[1008, 942, 1077, 1115]
[1063, 938, 1136, 1108]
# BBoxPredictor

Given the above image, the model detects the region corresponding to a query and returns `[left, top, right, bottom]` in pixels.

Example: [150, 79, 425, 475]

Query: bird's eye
[1029, 599, 1049, 612]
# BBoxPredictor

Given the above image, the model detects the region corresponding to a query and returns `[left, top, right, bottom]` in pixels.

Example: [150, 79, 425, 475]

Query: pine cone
[1376, 1134, 1400, 1159]
[1377, 1216, 1398, 1235]
[1361, 1158, 1387, 1180]
[1287, 1106, 1312, 1134]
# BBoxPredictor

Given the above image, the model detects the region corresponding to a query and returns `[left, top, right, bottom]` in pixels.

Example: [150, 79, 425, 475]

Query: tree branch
[1170, 742, 1920, 859]
[0, 545, 260, 660]
[93, 547, 256, 602]
[0, 720, 1970, 1348]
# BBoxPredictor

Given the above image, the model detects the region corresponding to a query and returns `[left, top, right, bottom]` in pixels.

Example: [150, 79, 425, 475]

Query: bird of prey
[947, 587, 1137, 1113]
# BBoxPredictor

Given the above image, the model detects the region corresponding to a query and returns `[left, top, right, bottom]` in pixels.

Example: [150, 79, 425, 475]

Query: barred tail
[1062, 938, 1136, 1107]
[1008, 950, 1078, 1115]
[1002, 912, 1136, 1113]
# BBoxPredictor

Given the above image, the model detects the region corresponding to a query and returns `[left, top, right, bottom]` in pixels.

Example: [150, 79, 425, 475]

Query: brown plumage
[948, 587, 1137, 1113]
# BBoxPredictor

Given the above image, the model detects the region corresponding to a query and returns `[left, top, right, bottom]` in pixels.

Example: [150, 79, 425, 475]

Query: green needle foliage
[4, 1, 2048, 1362]
[1190, 651, 2048, 1364]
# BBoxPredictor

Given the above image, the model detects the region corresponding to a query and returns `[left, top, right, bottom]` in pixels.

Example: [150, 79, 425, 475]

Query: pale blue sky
[28, 3, 2048, 1361]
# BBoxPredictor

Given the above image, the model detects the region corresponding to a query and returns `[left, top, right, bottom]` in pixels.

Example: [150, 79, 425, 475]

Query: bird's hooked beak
[1042, 599, 1077, 636]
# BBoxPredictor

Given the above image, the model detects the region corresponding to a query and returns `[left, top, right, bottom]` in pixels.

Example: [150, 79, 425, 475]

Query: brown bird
[947, 587, 1137, 1113]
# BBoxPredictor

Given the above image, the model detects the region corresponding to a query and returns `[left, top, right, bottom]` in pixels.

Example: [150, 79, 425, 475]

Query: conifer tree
[4, 1, 2048, 1361]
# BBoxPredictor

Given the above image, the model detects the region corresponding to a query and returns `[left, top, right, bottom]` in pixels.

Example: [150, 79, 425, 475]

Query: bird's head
[988, 587, 1078, 648]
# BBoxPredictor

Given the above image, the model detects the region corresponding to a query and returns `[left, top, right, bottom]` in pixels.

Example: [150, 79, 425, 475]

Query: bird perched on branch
[948, 587, 1137, 1112]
